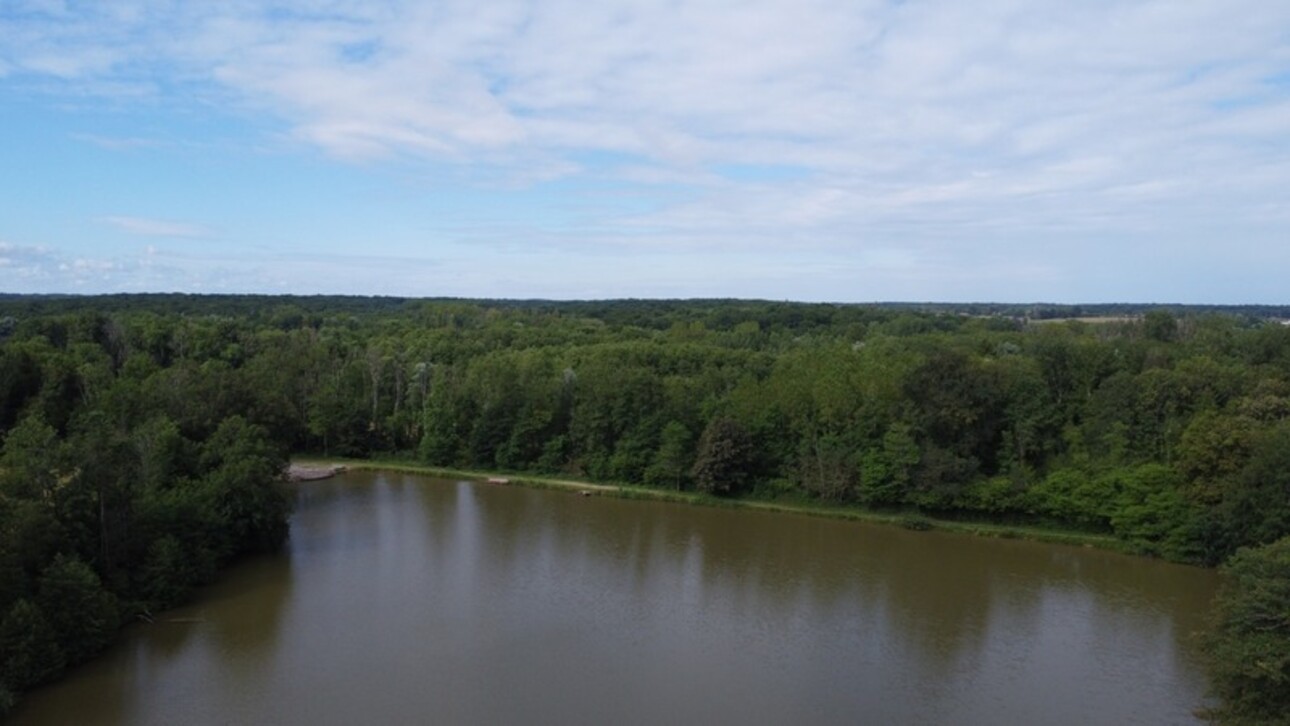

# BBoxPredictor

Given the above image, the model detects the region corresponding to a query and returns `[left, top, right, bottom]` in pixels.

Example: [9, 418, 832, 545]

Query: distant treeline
[3, 294, 1290, 714]
[5, 293, 1290, 326]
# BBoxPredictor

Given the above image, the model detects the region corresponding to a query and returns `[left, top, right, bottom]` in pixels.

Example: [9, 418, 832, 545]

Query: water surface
[10, 471, 1220, 725]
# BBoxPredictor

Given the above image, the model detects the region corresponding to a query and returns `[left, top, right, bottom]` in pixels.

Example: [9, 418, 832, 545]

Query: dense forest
[3, 294, 1290, 718]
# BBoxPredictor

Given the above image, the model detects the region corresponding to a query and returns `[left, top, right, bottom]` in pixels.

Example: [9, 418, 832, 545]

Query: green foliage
[0, 499, 65, 610]
[645, 420, 692, 490]
[796, 432, 857, 501]
[0, 346, 42, 433]
[1178, 411, 1257, 505]
[1218, 423, 1290, 555]
[8, 296, 1290, 563]
[136, 535, 195, 609]
[856, 423, 918, 505]
[1107, 464, 1200, 559]
[956, 476, 1025, 514]
[904, 349, 1005, 475]
[0, 599, 64, 692]
[35, 555, 119, 665]
[0, 407, 289, 707]
[1143, 309, 1178, 343]
[1204, 537, 1290, 725]
[0, 413, 64, 499]
[691, 417, 756, 496]
[0, 683, 14, 718]
[0, 310, 293, 709]
[899, 513, 934, 531]
[5, 294, 1290, 717]
[198, 416, 290, 554]
[1025, 468, 1115, 529]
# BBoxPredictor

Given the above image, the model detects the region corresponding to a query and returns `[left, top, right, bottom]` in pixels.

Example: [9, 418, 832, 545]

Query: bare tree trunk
[366, 345, 386, 429]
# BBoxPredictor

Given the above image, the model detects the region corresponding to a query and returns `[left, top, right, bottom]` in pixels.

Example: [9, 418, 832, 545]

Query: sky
[1, 1, 1288, 303]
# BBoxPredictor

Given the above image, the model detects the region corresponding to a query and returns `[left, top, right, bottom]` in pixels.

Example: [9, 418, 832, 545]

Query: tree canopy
[1204, 536, 1290, 725]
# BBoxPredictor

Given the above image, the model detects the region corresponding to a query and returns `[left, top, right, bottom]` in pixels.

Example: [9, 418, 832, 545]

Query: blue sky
[2, 0, 1288, 302]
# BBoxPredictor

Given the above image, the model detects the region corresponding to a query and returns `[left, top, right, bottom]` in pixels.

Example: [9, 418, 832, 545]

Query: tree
[1143, 309, 1178, 343]
[797, 431, 856, 501]
[1204, 536, 1290, 725]
[857, 422, 919, 506]
[0, 599, 64, 693]
[135, 535, 195, 609]
[1108, 464, 1200, 559]
[691, 417, 755, 496]
[198, 416, 290, 555]
[646, 420, 692, 490]
[0, 346, 42, 432]
[1212, 422, 1290, 561]
[0, 414, 63, 500]
[35, 554, 119, 666]
[903, 349, 1005, 475]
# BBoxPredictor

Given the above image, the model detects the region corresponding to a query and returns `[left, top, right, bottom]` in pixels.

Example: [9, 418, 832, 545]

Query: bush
[899, 513, 934, 531]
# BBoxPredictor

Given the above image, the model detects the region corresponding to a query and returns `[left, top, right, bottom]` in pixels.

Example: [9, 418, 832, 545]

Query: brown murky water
[9, 471, 1220, 725]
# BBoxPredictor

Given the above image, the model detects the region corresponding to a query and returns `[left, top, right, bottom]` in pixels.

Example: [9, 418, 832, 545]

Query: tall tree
[647, 420, 693, 490]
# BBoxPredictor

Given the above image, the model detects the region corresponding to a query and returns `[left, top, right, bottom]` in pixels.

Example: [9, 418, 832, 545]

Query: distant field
[1028, 315, 1138, 324]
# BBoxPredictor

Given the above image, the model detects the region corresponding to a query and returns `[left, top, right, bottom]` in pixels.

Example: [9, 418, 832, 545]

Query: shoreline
[290, 456, 1142, 558]
[285, 463, 348, 482]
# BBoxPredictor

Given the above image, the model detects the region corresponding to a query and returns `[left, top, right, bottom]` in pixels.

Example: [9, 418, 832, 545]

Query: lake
[9, 470, 1220, 725]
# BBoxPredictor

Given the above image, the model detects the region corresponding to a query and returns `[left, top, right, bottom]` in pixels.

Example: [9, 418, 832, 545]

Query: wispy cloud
[98, 216, 212, 238]
[0, 240, 268, 293]
[2, 1, 1288, 300]
[0, 239, 450, 296]
[70, 132, 169, 151]
[0, 241, 124, 290]
[7, 2, 1286, 193]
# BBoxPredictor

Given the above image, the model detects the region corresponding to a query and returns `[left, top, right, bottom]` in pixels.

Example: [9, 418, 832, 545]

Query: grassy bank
[293, 456, 1132, 554]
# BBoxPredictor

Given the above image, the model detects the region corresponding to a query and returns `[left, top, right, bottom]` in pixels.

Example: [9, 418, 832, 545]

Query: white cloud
[2, 1, 1288, 300]
[70, 132, 169, 150]
[0, 241, 128, 290]
[98, 216, 212, 238]
[10, 2, 1286, 171]
[0, 240, 274, 293]
[0, 242, 57, 277]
